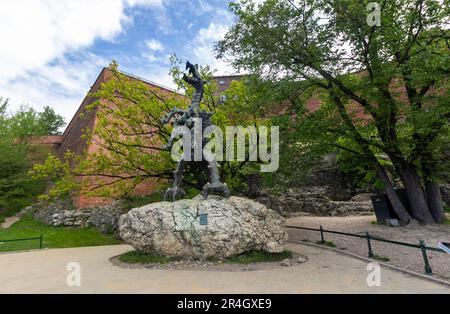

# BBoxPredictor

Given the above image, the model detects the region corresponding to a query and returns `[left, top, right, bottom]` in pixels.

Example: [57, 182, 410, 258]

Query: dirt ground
[287, 215, 450, 281]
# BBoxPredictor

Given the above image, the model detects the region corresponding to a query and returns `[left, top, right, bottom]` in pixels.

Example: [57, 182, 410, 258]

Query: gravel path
[287, 215, 450, 281]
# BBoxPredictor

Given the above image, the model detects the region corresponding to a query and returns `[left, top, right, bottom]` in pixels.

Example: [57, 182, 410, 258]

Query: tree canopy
[31, 59, 269, 201]
[0, 99, 64, 219]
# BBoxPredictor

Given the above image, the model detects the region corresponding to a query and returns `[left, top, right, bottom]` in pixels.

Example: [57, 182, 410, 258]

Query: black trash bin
[371, 194, 399, 222]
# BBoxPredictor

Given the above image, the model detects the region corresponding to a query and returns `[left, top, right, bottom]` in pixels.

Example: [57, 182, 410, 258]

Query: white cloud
[126, 0, 163, 6]
[132, 63, 177, 91]
[142, 39, 168, 64]
[0, 0, 238, 128]
[198, 22, 230, 41]
[145, 39, 164, 52]
[0, 52, 109, 124]
[0, 0, 163, 125]
[188, 17, 236, 75]
[0, 0, 151, 80]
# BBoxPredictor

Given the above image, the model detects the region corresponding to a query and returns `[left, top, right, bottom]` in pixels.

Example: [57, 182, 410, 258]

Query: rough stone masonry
[119, 195, 287, 260]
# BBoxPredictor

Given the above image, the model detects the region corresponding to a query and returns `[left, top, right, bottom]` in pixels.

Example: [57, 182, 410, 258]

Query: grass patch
[118, 250, 293, 265]
[372, 254, 390, 262]
[119, 251, 175, 264]
[225, 250, 293, 264]
[0, 214, 120, 253]
[316, 240, 337, 248]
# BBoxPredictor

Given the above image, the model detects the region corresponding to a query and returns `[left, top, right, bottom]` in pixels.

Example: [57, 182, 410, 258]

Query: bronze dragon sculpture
[161, 61, 230, 201]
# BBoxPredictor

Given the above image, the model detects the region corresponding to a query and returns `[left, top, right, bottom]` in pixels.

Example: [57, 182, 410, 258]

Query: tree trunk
[421, 151, 446, 224]
[398, 163, 435, 224]
[425, 182, 446, 223]
[376, 166, 411, 224]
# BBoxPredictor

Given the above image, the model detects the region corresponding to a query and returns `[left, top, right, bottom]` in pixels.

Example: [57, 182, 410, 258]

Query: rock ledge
[118, 196, 287, 260]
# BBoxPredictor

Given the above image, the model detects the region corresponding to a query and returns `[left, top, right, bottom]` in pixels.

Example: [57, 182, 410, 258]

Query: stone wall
[291, 154, 364, 201]
[256, 187, 374, 217]
[441, 183, 450, 208]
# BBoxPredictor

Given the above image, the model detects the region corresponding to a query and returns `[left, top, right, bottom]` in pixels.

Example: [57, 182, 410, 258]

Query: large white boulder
[118, 196, 287, 260]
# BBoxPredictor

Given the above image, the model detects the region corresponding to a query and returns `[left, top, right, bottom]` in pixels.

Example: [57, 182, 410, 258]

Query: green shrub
[119, 251, 175, 264]
[121, 187, 202, 210]
[316, 240, 337, 248]
[372, 255, 390, 262]
[121, 193, 165, 210]
[118, 250, 293, 265]
[225, 250, 293, 264]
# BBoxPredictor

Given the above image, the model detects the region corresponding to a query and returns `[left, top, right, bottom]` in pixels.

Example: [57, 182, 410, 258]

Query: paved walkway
[0, 244, 448, 293]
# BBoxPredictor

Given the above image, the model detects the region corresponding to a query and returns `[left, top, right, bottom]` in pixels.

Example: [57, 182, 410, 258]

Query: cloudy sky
[0, 0, 237, 126]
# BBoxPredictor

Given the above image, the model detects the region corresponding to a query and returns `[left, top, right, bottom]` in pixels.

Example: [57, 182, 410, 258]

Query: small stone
[386, 219, 400, 227]
[281, 259, 292, 267]
[297, 257, 307, 264]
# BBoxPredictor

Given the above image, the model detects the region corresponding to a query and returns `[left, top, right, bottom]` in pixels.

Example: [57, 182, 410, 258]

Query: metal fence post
[366, 232, 374, 258]
[419, 240, 433, 275]
[319, 226, 325, 244]
[39, 235, 43, 249]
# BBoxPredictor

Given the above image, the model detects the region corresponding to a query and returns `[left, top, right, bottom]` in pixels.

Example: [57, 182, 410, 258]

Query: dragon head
[185, 61, 197, 75]
[184, 61, 208, 86]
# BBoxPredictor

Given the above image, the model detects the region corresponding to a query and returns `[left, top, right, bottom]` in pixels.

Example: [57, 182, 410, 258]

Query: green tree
[5, 104, 66, 144]
[216, 0, 449, 224]
[38, 106, 66, 135]
[7, 106, 43, 145]
[0, 99, 50, 219]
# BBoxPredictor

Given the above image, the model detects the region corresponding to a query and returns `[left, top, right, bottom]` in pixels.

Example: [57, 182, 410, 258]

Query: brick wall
[58, 68, 180, 208]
